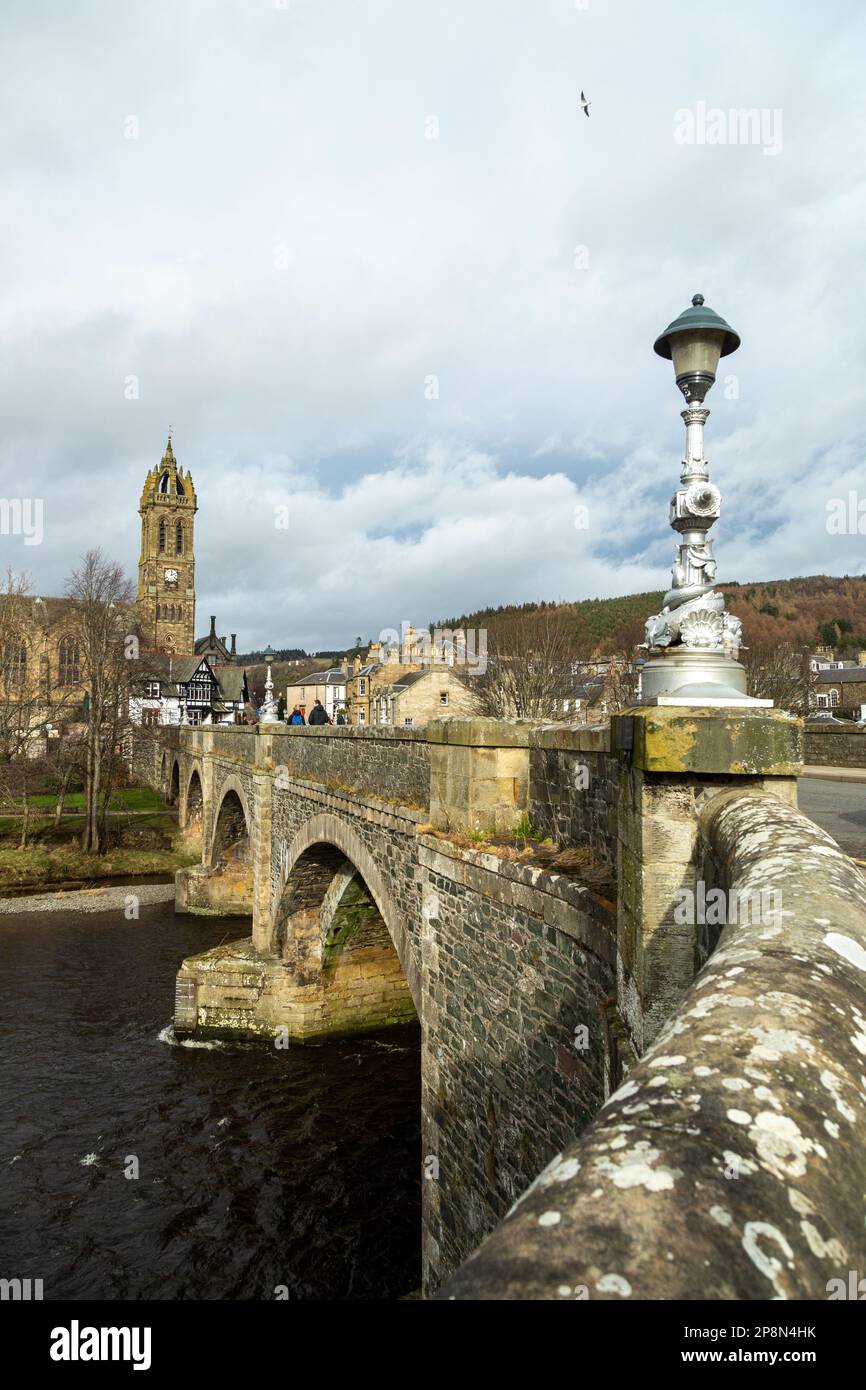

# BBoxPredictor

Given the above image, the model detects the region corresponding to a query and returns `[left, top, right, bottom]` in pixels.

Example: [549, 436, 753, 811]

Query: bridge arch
[210, 776, 251, 868]
[168, 758, 180, 806]
[204, 776, 254, 915]
[182, 765, 204, 848]
[273, 810, 420, 1012]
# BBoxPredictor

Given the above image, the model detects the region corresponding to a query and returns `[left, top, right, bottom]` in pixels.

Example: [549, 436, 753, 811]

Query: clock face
[164, 568, 178, 583]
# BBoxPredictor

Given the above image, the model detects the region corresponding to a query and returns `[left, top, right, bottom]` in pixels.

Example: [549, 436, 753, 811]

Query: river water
[0, 902, 421, 1300]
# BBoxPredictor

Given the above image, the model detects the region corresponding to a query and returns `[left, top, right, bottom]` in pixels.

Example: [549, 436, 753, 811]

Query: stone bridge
[141, 710, 866, 1298]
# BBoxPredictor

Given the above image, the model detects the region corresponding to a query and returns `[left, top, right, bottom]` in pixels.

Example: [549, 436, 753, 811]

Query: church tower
[137, 436, 197, 654]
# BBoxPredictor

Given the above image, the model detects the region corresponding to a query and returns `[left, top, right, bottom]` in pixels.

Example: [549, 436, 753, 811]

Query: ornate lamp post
[640, 294, 770, 707]
[259, 656, 280, 724]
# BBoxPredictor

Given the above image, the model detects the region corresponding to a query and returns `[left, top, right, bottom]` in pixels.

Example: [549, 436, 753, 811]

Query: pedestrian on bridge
[288, 705, 305, 725]
[308, 699, 330, 726]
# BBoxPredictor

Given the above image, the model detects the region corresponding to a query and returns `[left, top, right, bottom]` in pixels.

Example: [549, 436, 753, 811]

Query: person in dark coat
[308, 699, 330, 725]
[287, 705, 305, 725]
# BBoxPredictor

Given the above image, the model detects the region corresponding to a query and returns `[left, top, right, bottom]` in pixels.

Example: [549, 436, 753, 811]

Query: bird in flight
[580, 90, 591, 118]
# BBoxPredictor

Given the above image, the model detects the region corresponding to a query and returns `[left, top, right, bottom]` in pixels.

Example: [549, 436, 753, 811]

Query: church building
[133, 436, 250, 725]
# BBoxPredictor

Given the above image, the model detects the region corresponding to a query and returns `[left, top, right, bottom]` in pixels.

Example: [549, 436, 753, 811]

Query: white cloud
[1, 0, 865, 649]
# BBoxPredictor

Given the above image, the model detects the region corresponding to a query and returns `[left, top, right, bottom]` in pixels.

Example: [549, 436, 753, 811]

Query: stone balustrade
[439, 789, 866, 1300]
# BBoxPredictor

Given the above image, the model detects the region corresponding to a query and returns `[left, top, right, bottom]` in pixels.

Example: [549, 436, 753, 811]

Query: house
[285, 665, 348, 722]
[370, 667, 480, 726]
[810, 665, 866, 718]
[131, 654, 249, 726]
[346, 659, 378, 726]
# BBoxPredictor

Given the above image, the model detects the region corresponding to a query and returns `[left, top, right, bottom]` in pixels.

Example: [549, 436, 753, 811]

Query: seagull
[580, 90, 591, 118]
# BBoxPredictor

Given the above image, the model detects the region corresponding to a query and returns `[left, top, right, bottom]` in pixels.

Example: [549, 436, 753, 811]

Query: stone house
[810, 665, 866, 717]
[371, 667, 481, 726]
[346, 659, 378, 726]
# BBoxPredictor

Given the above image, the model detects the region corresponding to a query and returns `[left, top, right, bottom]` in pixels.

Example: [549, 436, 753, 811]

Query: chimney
[209, 615, 216, 643]
[230, 634, 237, 658]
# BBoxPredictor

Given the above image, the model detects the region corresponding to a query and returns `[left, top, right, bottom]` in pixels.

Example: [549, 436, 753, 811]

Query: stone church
[6, 436, 249, 727]
[133, 436, 249, 725]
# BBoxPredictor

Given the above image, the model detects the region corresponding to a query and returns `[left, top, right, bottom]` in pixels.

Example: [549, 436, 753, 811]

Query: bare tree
[475, 610, 589, 721]
[65, 549, 139, 853]
[742, 642, 811, 713]
[604, 652, 641, 713]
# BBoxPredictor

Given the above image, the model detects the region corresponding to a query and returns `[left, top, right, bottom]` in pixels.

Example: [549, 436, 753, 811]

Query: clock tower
[137, 435, 197, 654]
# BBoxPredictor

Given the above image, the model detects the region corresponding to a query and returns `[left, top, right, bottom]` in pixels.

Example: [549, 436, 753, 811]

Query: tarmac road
[797, 776, 866, 861]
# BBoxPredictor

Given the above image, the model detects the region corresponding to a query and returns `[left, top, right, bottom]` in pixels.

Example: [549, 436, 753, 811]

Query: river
[0, 900, 421, 1300]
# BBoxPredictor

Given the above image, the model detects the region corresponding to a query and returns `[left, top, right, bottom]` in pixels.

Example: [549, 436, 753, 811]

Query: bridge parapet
[440, 788, 866, 1299]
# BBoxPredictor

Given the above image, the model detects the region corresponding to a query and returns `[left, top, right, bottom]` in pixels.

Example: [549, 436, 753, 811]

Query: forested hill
[437, 575, 866, 656]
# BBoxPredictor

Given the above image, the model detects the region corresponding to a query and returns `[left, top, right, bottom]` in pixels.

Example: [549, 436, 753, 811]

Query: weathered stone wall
[614, 707, 802, 1055]
[529, 724, 618, 867]
[269, 780, 425, 1003]
[805, 720, 866, 767]
[440, 789, 866, 1300]
[271, 725, 430, 808]
[419, 835, 615, 1292]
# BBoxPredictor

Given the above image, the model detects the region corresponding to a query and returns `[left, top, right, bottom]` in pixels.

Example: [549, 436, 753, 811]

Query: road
[797, 777, 866, 861]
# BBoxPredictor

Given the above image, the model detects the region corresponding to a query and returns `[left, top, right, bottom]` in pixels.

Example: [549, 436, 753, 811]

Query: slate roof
[286, 666, 347, 688]
[212, 665, 247, 703]
[813, 668, 866, 683]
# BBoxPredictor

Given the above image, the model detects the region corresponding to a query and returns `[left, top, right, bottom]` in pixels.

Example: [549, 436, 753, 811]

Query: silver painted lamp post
[259, 663, 280, 724]
[640, 294, 771, 707]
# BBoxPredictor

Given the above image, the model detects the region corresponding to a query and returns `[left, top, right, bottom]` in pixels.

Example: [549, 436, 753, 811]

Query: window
[176, 522, 183, 554]
[158, 519, 166, 552]
[58, 636, 80, 686]
[3, 639, 26, 686]
[830, 689, 840, 707]
[817, 694, 829, 708]
[142, 708, 159, 727]
[358, 708, 366, 724]
[358, 678, 366, 695]
[159, 472, 170, 494]
[145, 681, 161, 698]
[404, 717, 414, 726]
[439, 691, 448, 706]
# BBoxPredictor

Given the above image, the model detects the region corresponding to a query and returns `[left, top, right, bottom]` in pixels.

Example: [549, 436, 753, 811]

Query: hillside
[438, 575, 866, 657]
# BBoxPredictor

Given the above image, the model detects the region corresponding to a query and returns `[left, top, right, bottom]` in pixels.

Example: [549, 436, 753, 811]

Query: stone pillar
[251, 730, 275, 953]
[427, 718, 534, 835]
[612, 706, 802, 1055]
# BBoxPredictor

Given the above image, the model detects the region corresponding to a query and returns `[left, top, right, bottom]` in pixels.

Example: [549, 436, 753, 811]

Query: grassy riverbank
[0, 786, 199, 896]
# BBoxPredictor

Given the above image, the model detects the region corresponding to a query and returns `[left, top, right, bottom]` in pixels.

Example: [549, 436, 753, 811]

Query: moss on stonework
[616, 708, 802, 776]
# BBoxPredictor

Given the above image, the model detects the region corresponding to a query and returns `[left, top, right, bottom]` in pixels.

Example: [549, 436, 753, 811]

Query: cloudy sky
[2, 0, 865, 651]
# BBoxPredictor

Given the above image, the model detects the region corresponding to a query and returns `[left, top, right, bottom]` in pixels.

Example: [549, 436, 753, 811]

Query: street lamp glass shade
[668, 327, 726, 389]
[654, 294, 740, 402]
